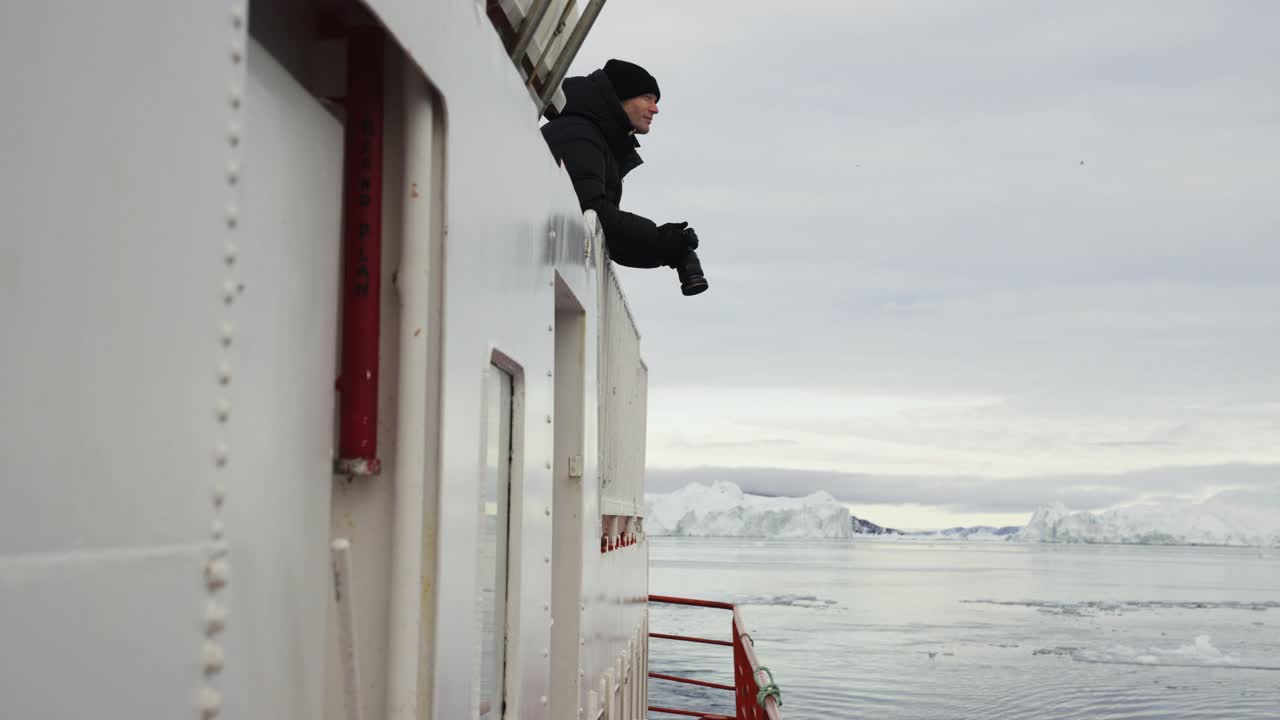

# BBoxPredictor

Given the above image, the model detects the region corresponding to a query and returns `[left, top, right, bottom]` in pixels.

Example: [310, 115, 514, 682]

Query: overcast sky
[569, 1, 1279, 529]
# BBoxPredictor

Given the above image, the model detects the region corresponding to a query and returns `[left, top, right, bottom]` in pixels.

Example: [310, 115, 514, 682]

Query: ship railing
[647, 595, 783, 720]
[484, 0, 608, 115]
[592, 212, 648, 522]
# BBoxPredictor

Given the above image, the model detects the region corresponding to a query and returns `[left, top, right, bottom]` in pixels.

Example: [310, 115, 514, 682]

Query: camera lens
[677, 251, 709, 296]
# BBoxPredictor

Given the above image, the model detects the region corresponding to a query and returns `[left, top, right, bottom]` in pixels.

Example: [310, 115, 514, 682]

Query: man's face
[621, 94, 659, 134]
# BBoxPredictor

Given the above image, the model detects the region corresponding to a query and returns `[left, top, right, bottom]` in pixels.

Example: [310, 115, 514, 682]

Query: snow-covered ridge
[1015, 488, 1280, 547]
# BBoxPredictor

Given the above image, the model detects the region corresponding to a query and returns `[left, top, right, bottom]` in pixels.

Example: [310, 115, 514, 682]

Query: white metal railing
[590, 213, 648, 518]
[488, 0, 607, 115]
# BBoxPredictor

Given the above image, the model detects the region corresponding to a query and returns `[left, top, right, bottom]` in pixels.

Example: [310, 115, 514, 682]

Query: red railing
[648, 595, 782, 720]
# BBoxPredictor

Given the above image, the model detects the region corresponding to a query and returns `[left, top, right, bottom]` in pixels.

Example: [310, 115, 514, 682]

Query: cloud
[565, 2, 1280, 504]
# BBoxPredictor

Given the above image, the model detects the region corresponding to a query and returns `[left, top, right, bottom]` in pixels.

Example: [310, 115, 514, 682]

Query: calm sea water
[647, 538, 1280, 719]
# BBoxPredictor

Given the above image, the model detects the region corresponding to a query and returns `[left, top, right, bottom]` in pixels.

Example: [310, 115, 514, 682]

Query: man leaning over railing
[542, 59, 708, 296]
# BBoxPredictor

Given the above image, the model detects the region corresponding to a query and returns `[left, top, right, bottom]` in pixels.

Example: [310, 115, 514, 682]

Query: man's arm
[554, 136, 676, 269]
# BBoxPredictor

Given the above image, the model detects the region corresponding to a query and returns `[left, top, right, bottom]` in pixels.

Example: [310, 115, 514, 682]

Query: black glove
[657, 222, 698, 266]
[683, 226, 699, 251]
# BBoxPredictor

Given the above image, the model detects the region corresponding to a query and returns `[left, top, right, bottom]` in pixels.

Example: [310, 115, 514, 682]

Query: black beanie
[604, 59, 660, 102]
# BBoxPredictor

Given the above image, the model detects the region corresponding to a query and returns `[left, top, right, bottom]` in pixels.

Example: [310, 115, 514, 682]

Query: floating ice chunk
[1069, 635, 1271, 669]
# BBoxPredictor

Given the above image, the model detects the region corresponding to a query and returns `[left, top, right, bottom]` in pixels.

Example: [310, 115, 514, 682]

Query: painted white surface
[1, 2, 246, 716]
[383, 55, 446, 720]
[551, 296, 588, 720]
[599, 255, 649, 518]
[496, 0, 581, 83]
[3, 1, 653, 718]
[359, 2, 652, 717]
[219, 36, 343, 720]
[331, 540, 365, 720]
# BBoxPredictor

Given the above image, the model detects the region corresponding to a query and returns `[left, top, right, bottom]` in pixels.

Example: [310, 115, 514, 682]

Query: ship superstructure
[1, 2, 779, 719]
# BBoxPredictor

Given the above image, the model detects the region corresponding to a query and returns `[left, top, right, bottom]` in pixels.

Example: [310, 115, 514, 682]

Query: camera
[676, 250, 708, 296]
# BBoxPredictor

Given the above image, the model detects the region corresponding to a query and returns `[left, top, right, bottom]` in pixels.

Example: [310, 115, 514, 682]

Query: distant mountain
[851, 515, 901, 535]
[904, 525, 1021, 540]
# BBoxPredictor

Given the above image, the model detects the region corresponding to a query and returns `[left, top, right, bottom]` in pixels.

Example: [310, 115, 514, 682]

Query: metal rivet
[543, 648, 550, 658]
[212, 483, 227, 507]
[210, 539, 229, 558]
[199, 687, 222, 718]
[210, 519, 225, 540]
[545, 461, 552, 470]
[202, 641, 225, 674]
[229, 86, 242, 109]
[205, 601, 228, 634]
[225, 205, 238, 228]
[217, 362, 232, 385]
[228, 123, 241, 147]
[213, 442, 229, 467]
[545, 506, 552, 516]
[230, 42, 243, 65]
[543, 603, 550, 612]
[224, 241, 238, 265]
[544, 554, 551, 564]
[227, 161, 240, 184]
[540, 695, 548, 705]
[547, 324, 553, 332]
[545, 415, 552, 423]
[230, 5, 245, 28]
[549, 229, 557, 240]
[547, 370, 553, 377]
[205, 558, 230, 590]
[220, 323, 234, 347]
[222, 280, 237, 304]
[215, 398, 231, 422]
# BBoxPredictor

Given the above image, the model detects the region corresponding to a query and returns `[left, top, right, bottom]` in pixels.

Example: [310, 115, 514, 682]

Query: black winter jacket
[542, 70, 672, 268]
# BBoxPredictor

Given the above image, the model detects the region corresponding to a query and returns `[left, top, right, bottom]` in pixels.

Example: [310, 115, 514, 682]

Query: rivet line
[199, 7, 247, 712]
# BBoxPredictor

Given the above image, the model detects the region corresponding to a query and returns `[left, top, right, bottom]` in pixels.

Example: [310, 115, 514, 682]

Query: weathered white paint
[384, 51, 445, 720]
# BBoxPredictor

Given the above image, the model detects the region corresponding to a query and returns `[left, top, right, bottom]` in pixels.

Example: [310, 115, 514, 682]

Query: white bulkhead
[1, 1, 651, 719]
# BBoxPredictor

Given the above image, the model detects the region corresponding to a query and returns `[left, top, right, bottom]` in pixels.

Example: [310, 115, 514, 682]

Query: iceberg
[1015, 488, 1280, 547]
[644, 481, 854, 538]
[644, 481, 1280, 546]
